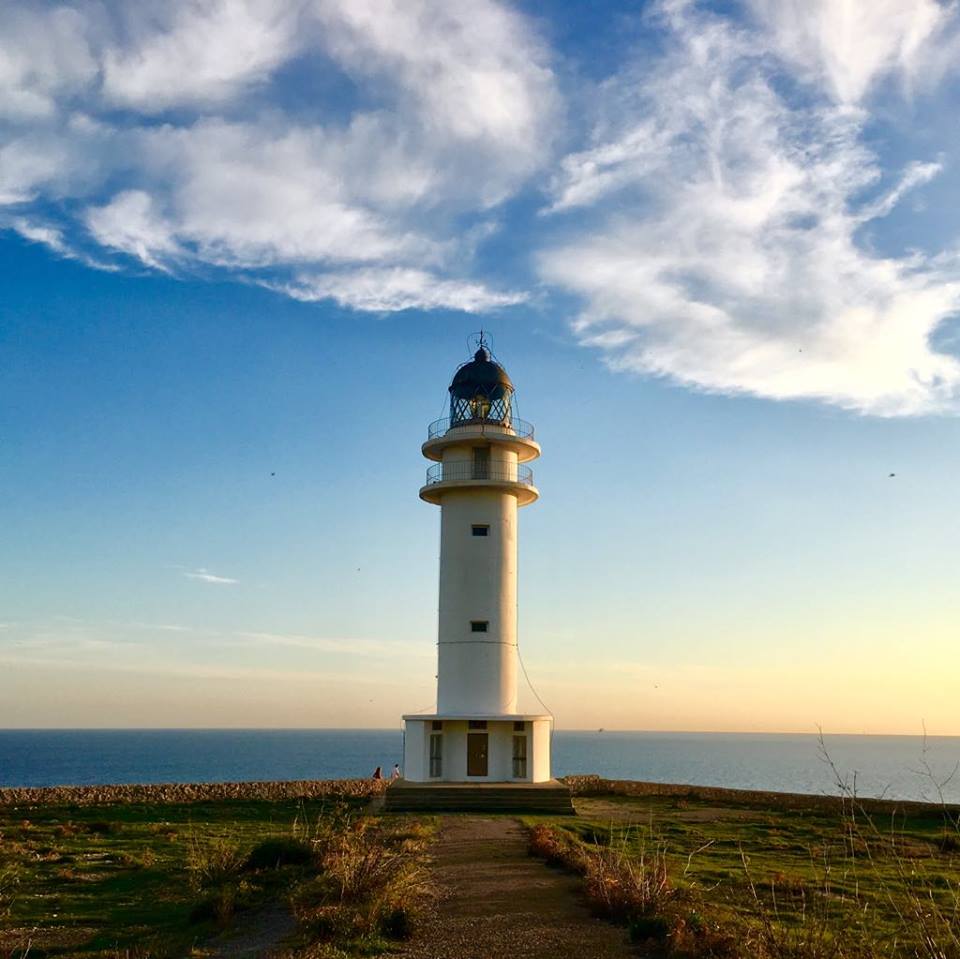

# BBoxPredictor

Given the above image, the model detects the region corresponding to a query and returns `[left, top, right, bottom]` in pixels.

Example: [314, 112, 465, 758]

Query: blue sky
[2, 0, 959, 733]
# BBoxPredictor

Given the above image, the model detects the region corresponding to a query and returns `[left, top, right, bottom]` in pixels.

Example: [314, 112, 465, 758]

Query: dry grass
[289, 807, 432, 951]
[583, 837, 676, 923]
[186, 835, 246, 891]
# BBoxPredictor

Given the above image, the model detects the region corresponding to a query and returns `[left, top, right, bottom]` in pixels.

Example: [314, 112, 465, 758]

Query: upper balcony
[422, 416, 540, 464]
[419, 460, 539, 506]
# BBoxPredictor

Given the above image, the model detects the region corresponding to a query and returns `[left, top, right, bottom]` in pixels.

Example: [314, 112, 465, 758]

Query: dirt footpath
[400, 817, 633, 959]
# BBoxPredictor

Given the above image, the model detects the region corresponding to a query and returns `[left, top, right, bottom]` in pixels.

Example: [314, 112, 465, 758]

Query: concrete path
[400, 817, 633, 959]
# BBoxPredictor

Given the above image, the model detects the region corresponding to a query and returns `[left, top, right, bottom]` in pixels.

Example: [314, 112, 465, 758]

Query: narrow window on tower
[472, 525, 489, 537]
[472, 445, 490, 480]
[470, 621, 489, 633]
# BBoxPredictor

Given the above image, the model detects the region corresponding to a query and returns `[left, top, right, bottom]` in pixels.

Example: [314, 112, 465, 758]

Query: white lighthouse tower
[399, 341, 553, 785]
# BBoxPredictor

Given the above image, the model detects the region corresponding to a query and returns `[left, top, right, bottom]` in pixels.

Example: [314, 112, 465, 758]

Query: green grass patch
[0, 797, 370, 958]
[527, 794, 960, 957]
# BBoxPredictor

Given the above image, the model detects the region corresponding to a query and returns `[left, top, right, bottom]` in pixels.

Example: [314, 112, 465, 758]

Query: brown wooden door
[467, 733, 488, 776]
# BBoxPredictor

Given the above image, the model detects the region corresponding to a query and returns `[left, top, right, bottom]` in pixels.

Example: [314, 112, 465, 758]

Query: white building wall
[436, 449, 519, 715]
[530, 719, 552, 783]
[402, 721, 426, 782]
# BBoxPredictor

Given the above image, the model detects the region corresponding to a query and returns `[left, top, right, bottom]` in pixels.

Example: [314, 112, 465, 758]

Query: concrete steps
[384, 780, 575, 814]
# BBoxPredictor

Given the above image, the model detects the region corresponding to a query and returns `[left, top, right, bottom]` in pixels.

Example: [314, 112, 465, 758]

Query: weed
[0, 864, 20, 918]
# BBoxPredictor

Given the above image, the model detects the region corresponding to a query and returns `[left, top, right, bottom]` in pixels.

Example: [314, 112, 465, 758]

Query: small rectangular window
[513, 721, 525, 731]
[470, 621, 489, 633]
[472, 525, 489, 537]
[431, 720, 442, 731]
[468, 720, 487, 729]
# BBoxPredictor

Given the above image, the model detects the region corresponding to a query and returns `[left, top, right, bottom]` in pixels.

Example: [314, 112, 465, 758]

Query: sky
[1, 0, 959, 734]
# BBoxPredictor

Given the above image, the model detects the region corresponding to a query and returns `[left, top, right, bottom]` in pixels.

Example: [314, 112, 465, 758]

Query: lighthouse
[400, 341, 553, 784]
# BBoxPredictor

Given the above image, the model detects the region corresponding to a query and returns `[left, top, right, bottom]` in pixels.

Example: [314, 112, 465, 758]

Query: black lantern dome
[449, 347, 514, 426]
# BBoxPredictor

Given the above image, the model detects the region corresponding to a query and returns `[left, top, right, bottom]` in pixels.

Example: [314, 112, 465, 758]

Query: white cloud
[9, 217, 69, 254]
[276, 267, 527, 312]
[747, 0, 958, 104]
[313, 0, 557, 202]
[540, 3, 960, 415]
[183, 568, 238, 584]
[86, 190, 183, 270]
[0, 0, 556, 314]
[0, 4, 98, 120]
[102, 0, 303, 111]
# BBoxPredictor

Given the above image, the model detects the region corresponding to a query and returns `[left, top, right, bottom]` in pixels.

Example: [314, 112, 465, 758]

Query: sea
[1, 730, 958, 803]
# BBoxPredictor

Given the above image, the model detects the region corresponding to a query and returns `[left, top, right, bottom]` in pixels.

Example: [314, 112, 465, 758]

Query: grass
[5, 780, 957, 958]
[0, 795, 407, 959]
[527, 792, 960, 957]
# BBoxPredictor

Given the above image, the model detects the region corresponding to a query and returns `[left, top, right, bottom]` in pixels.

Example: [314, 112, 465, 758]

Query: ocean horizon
[2, 728, 958, 804]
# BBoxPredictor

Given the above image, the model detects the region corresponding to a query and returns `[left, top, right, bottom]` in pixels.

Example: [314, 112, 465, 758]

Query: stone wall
[0, 778, 387, 807]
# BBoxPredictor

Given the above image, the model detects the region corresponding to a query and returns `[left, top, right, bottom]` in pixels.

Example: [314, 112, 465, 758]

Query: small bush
[245, 837, 312, 870]
[188, 884, 237, 927]
[583, 839, 676, 923]
[379, 903, 416, 940]
[186, 836, 244, 891]
[528, 823, 586, 872]
[629, 913, 670, 943]
[86, 820, 116, 835]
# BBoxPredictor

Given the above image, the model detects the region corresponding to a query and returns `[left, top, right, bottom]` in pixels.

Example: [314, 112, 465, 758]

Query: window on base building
[470, 621, 488, 632]
[429, 733, 442, 778]
[472, 524, 489, 536]
[512, 735, 527, 778]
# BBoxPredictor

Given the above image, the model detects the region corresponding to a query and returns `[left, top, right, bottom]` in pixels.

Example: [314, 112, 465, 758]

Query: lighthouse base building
[401, 714, 552, 784]
[387, 343, 573, 813]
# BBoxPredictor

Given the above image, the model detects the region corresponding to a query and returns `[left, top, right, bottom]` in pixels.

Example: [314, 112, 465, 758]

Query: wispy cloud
[183, 568, 238, 585]
[273, 268, 527, 313]
[539, 0, 960, 416]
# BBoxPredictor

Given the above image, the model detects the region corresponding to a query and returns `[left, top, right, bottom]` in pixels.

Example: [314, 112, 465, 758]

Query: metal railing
[424, 462, 534, 486]
[426, 416, 535, 441]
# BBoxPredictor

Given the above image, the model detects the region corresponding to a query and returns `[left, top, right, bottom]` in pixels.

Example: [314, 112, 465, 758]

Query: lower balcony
[420, 461, 538, 506]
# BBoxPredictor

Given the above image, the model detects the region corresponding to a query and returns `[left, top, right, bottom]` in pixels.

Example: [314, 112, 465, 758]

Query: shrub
[186, 836, 244, 891]
[582, 838, 676, 923]
[86, 820, 116, 835]
[188, 884, 238, 927]
[290, 811, 431, 951]
[245, 837, 313, 870]
[629, 913, 670, 943]
[528, 823, 587, 872]
[378, 903, 416, 940]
